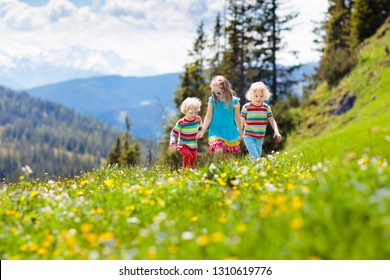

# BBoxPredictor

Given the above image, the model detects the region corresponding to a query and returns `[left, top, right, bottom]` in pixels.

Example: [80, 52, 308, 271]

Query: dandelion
[104, 179, 114, 188]
[147, 246, 157, 260]
[216, 177, 226, 186]
[197, 234, 210, 247]
[291, 196, 304, 210]
[236, 223, 247, 233]
[190, 216, 199, 222]
[211, 231, 225, 243]
[98, 232, 115, 243]
[81, 223, 92, 233]
[30, 190, 38, 198]
[167, 177, 176, 184]
[289, 217, 304, 230]
[125, 205, 136, 211]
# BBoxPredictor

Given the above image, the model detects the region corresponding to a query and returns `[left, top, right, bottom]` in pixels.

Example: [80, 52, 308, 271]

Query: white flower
[181, 231, 194, 240]
[21, 165, 33, 174]
[127, 217, 141, 224]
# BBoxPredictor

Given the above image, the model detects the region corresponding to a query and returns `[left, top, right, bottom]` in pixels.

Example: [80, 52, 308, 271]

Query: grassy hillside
[285, 18, 390, 163]
[1, 21, 389, 261]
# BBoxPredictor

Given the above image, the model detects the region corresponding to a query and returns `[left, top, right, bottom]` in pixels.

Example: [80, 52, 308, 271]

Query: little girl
[169, 97, 203, 169]
[240, 81, 282, 160]
[196, 75, 241, 161]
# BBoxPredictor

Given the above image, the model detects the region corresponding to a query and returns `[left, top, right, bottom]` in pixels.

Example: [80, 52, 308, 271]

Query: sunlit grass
[1, 152, 389, 260]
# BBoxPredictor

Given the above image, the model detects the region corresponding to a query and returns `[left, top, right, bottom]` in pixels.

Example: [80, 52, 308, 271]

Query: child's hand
[195, 131, 204, 140]
[169, 145, 177, 153]
[273, 132, 283, 143]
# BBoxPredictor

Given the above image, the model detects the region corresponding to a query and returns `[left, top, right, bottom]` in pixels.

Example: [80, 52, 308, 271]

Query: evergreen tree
[107, 115, 140, 166]
[221, 0, 251, 103]
[208, 13, 224, 77]
[350, 0, 390, 48]
[108, 136, 121, 165]
[318, 0, 356, 85]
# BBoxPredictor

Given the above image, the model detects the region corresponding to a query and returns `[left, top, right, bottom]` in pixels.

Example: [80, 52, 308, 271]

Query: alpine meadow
[1, 1, 389, 260]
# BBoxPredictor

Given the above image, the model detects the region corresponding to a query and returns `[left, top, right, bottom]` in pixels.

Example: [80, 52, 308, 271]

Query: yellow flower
[211, 231, 225, 243]
[19, 244, 29, 252]
[80, 179, 90, 185]
[275, 194, 288, 206]
[220, 172, 227, 178]
[190, 216, 199, 222]
[259, 205, 272, 218]
[98, 232, 115, 243]
[236, 223, 247, 233]
[291, 196, 304, 210]
[197, 234, 210, 247]
[37, 247, 48, 256]
[81, 223, 93, 233]
[216, 177, 226, 186]
[84, 233, 98, 247]
[30, 190, 38, 198]
[104, 179, 114, 188]
[218, 213, 227, 224]
[306, 255, 322, 260]
[286, 182, 295, 190]
[168, 246, 178, 253]
[167, 177, 176, 184]
[289, 217, 304, 230]
[125, 205, 136, 211]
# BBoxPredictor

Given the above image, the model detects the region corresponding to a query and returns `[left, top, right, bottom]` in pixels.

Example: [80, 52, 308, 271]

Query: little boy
[240, 82, 282, 160]
[169, 97, 203, 169]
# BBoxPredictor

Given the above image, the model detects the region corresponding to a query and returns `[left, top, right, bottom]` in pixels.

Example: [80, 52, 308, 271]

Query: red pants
[177, 145, 197, 169]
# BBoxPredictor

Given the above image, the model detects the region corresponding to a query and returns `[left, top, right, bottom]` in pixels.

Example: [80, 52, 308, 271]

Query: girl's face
[184, 107, 199, 121]
[251, 88, 266, 105]
[211, 76, 226, 99]
[211, 76, 225, 91]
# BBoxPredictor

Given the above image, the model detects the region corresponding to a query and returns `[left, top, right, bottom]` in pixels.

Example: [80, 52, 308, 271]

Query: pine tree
[208, 13, 224, 77]
[221, 0, 251, 103]
[108, 136, 121, 165]
[318, 0, 356, 85]
[107, 115, 140, 166]
[350, 0, 390, 48]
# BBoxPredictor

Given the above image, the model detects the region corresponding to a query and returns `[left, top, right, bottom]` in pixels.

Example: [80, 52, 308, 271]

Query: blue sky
[0, 0, 328, 78]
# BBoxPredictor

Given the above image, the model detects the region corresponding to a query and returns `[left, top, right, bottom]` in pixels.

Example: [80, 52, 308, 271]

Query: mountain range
[26, 73, 180, 140]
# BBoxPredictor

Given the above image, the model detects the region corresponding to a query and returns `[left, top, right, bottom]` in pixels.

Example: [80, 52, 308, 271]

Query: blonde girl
[196, 75, 241, 161]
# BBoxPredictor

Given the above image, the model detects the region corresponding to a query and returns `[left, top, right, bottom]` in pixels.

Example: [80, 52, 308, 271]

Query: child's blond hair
[180, 97, 202, 114]
[210, 75, 236, 108]
[245, 81, 271, 101]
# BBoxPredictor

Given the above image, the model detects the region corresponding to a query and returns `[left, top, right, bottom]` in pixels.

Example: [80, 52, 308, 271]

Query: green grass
[1, 153, 389, 260]
[286, 19, 390, 164]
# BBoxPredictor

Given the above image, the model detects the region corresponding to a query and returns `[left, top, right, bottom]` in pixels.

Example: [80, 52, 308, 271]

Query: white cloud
[0, 0, 328, 82]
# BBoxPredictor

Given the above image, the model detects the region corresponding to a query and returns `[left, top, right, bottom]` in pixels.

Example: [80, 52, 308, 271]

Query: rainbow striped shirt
[241, 102, 273, 138]
[170, 116, 203, 149]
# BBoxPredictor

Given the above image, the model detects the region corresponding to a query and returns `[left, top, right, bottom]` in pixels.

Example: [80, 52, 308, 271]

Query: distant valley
[27, 73, 181, 140]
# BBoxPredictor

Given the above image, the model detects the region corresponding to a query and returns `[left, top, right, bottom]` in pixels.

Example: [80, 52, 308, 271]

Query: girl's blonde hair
[245, 81, 271, 101]
[180, 97, 202, 114]
[210, 75, 236, 108]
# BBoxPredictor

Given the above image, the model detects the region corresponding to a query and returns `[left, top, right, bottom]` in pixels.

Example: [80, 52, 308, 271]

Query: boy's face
[251, 88, 266, 104]
[184, 107, 199, 121]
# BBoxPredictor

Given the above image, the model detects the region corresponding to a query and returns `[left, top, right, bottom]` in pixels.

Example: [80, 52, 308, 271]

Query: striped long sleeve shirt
[241, 102, 273, 138]
[170, 116, 203, 149]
